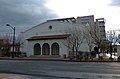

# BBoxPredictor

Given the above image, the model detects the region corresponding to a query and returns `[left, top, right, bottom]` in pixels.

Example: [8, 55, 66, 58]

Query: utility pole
[6, 24, 15, 58]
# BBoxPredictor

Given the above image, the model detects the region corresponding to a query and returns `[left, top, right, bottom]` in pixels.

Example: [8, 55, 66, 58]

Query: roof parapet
[47, 17, 76, 23]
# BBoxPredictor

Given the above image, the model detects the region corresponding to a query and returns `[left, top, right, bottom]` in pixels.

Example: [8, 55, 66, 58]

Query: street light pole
[6, 24, 15, 58]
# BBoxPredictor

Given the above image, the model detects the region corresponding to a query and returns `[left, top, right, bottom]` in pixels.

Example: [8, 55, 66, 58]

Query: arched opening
[34, 43, 41, 55]
[42, 43, 50, 55]
[51, 43, 59, 55]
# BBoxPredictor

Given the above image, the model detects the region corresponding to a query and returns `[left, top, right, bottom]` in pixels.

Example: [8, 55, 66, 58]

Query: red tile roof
[27, 34, 70, 41]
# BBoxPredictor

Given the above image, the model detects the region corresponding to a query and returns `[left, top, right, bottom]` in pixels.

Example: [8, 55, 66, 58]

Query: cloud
[109, 0, 120, 6]
[0, 0, 58, 34]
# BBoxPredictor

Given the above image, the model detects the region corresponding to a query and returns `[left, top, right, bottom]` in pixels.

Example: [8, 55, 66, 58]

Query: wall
[20, 21, 77, 56]
[27, 38, 68, 57]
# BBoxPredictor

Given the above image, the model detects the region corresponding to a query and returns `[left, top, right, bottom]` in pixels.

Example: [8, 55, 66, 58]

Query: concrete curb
[0, 57, 119, 62]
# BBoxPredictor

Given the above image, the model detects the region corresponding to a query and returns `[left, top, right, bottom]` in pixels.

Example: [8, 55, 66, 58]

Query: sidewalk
[0, 73, 30, 79]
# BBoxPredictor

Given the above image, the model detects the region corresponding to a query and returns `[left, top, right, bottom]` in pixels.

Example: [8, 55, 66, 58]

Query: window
[49, 25, 52, 30]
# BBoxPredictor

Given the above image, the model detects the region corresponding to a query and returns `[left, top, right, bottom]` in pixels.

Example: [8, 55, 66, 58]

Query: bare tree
[106, 30, 120, 57]
[0, 34, 13, 56]
[3, 34, 12, 44]
[86, 23, 104, 58]
[84, 30, 94, 57]
[107, 30, 120, 45]
[64, 27, 84, 56]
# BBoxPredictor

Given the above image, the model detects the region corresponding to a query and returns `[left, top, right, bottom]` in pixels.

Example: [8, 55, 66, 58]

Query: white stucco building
[20, 15, 106, 57]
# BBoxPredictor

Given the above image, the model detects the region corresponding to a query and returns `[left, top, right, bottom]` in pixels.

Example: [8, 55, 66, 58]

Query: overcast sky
[46, 0, 120, 30]
[0, 0, 57, 35]
[0, 0, 120, 35]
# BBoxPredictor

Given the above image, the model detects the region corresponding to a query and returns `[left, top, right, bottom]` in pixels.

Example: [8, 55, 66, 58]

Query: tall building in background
[76, 15, 94, 28]
[95, 18, 106, 40]
[77, 15, 106, 40]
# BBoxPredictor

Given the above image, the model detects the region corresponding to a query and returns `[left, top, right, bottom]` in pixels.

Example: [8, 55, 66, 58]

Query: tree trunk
[98, 45, 100, 59]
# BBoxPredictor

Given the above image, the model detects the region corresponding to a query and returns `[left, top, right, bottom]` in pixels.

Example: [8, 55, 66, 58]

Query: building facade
[95, 18, 106, 40]
[20, 15, 106, 57]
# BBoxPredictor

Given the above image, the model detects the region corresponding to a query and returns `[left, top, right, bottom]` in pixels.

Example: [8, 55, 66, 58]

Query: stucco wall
[27, 39, 68, 57]
[20, 21, 78, 56]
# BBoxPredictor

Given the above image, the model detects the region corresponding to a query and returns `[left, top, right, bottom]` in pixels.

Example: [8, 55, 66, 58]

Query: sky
[0, 0, 120, 35]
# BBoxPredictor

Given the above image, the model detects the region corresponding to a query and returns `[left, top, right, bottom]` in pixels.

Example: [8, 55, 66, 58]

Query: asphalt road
[0, 60, 120, 79]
